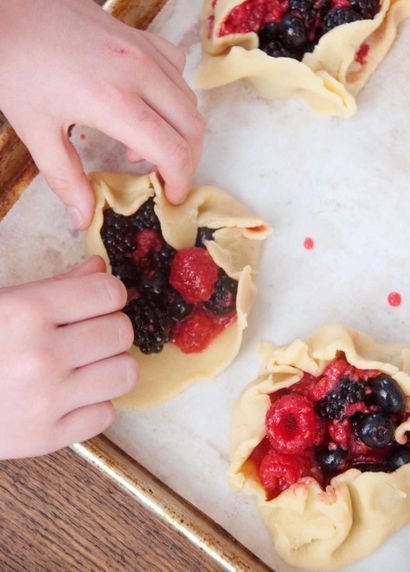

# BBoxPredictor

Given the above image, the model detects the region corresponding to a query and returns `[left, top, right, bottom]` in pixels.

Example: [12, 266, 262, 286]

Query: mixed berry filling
[100, 200, 238, 355]
[217, 0, 379, 61]
[248, 357, 409, 499]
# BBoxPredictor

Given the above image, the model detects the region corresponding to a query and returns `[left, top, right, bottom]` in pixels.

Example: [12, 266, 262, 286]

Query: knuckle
[28, 346, 59, 377]
[98, 402, 116, 431]
[5, 293, 43, 326]
[132, 49, 152, 70]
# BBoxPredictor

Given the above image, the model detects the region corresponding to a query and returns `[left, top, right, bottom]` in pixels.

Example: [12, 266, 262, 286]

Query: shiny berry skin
[316, 446, 348, 473]
[324, 7, 363, 33]
[280, 15, 307, 49]
[388, 446, 410, 470]
[169, 247, 219, 304]
[259, 449, 310, 496]
[350, 0, 379, 19]
[173, 307, 218, 354]
[258, 22, 281, 45]
[166, 288, 193, 321]
[354, 413, 395, 448]
[195, 227, 216, 248]
[266, 393, 321, 454]
[204, 270, 238, 315]
[351, 462, 389, 473]
[368, 375, 405, 414]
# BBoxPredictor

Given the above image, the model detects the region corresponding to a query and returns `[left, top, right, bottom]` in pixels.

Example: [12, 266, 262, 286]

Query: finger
[56, 311, 134, 368]
[97, 99, 194, 204]
[54, 256, 106, 280]
[144, 31, 186, 72]
[126, 147, 144, 163]
[59, 353, 138, 413]
[27, 127, 95, 230]
[55, 401, 115, 448]
[35, 272, 127, 325]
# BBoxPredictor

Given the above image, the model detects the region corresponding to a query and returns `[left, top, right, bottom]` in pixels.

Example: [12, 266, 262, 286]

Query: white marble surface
[1, 0, 410, 570]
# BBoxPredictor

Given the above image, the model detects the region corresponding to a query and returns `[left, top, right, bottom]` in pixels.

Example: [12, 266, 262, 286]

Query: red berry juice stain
[304, 237, 314, 250]
[105, 41, 127, 55]
[355, 43, 370, 66]
[388, 292, 402, 307]
[79, 134, 86, 141]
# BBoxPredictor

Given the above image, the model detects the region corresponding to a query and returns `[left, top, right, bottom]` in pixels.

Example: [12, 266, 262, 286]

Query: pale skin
[0, 0, 205, 459]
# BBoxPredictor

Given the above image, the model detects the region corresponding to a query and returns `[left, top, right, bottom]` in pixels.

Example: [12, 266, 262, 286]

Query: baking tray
[0, 0, 270, 570]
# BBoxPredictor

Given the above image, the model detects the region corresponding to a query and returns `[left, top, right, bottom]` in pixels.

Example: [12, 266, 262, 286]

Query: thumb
[29, 129, 95, 230]
[54, 256, 106, 280]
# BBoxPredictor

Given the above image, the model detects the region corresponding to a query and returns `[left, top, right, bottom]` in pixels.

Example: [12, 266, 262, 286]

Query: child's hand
[0, 0, 204, 228]
[0, 256, 138, 459]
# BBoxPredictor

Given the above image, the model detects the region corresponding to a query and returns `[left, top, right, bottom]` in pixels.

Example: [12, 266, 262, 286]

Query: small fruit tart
[229, 324, 410, 570]
[86, 172, 270, 409]
[197, 0, 410, 116]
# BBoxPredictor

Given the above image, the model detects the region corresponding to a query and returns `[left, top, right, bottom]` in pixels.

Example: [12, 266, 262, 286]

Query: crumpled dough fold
[229, 324, 410, 570]
[86, 172, 270, 409]
[197, 0, 410, 117]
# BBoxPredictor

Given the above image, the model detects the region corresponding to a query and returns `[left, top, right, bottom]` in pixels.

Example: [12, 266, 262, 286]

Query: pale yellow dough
[86, 172, 270, 409]
[229, 324, 410, 570]
[197, 0, 410, 116]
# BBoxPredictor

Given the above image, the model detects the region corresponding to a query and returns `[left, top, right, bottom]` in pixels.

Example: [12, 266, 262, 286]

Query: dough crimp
[197, 0, 410, 117]
[86, 172, 270, 409]
[229, 324, 410, 570]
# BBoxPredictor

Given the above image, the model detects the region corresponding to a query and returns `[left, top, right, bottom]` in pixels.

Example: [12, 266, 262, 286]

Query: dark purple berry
[368, 374, 405, 414]
[350, 461, 390, 473]
[288, 0, 317, 27]
[355, 413, 395, 448]
[129, 197, 160, 231]
[258, 22, 281, 47]
[101, 208, 136, 265]
[196, 227, 216, 248]
[324, 8, 363, 33]
[350, 0, 379, 19]
[204, 270, 238, 315]
[316, 377, 365, 420]
[261, 40, 301, 60]
[166, 288, 193, 321]
[280, 15, 308, 49]
[316, 446, 348, 472]
[388, 446, 410, 470]
[124, 297, 174, 354]
[111, 261, 138, 288]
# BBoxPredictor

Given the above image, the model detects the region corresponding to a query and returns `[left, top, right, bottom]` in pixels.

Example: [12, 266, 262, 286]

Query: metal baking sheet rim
[0, 0, 272, 569]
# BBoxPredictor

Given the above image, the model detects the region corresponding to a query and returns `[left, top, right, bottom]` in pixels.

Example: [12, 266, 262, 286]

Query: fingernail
[67, 206, 83, 229]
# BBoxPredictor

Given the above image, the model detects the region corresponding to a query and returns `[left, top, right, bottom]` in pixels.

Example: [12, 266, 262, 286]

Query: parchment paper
[0, 0, 409, 570]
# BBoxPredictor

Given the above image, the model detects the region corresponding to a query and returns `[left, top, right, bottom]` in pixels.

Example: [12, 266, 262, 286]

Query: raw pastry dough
[197, 0, 410, 117]
[229, 323, 410, 570]
[86, 172, 270, 409]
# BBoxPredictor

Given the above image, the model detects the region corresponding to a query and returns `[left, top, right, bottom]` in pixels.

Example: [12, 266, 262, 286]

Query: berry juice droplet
[79, 133, 86, 141]
[304, 237, 314, 250]
[388, 292, 402, 307]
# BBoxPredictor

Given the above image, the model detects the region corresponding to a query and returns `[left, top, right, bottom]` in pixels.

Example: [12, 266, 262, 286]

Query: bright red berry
[259, 449, 311, 497]
[169, 247, 219, 303]
[310, 359, 350, 400]
[132, 229, 163, 262]
[329, 419, 351, 450]
[249, 437, 272, 466]
[266, 393, 320, 454]
[173, 307, 220, 354]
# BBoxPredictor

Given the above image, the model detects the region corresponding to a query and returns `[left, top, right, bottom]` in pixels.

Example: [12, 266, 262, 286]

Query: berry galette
[229, 324, 410, 570]
[86, 172, 270, 409]
[197, 0, 410, 116]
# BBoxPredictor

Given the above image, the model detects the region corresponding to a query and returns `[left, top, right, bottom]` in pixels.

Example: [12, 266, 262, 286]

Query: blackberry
[101, 208, 136, 265]
[350, 0, 379, 19]
[316, 446, 348, 473]
[111, 260, 138, 288]
[124, 297, 174, 354]
[139, 269, 169, 296]
[316, 377, 365, 420]
[324, 8, 363, 33]
[388, 446, 410, 470]
[166, 288, 193, 321]
[280, 15, 308, 49]
[152, 243, 176, 277]
[368, 374, 405, 413]
[204, 270, 238, 315]
[288, 0, 317, 27]
[354, 413, 395, 448]
[351, 461, 390, 473]
[129, 197, 161, 231]
[196, 227, 216, 248]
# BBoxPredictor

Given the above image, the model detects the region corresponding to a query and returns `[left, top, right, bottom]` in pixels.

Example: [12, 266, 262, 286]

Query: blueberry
[355, 413, 395, 448]
[316, 446, 348, 473]
[388, 446, 410, 470]
[280, 15, 307, 49]
[350, 0, 379, 19]
[324, 8, 363, 33]
[195, 227, 216, 248]
[258, 22, 281, 47]
[368, 374, 405, 413]
[166, 288, 193, 321]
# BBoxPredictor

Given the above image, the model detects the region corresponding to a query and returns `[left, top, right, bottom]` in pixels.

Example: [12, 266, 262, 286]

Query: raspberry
[220, 0, 289, 36]
[132, 229, 163, 262]
[169, 247, 219, 304]
[292, 373, 317, 398]
[311, 359, 350, 400]
[249, 436, 272, 466]
[329, 419, 351, 449]
[266, 393, 320, 453]
[173, 307, 220, 354]
[259, 449, 311, 496]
